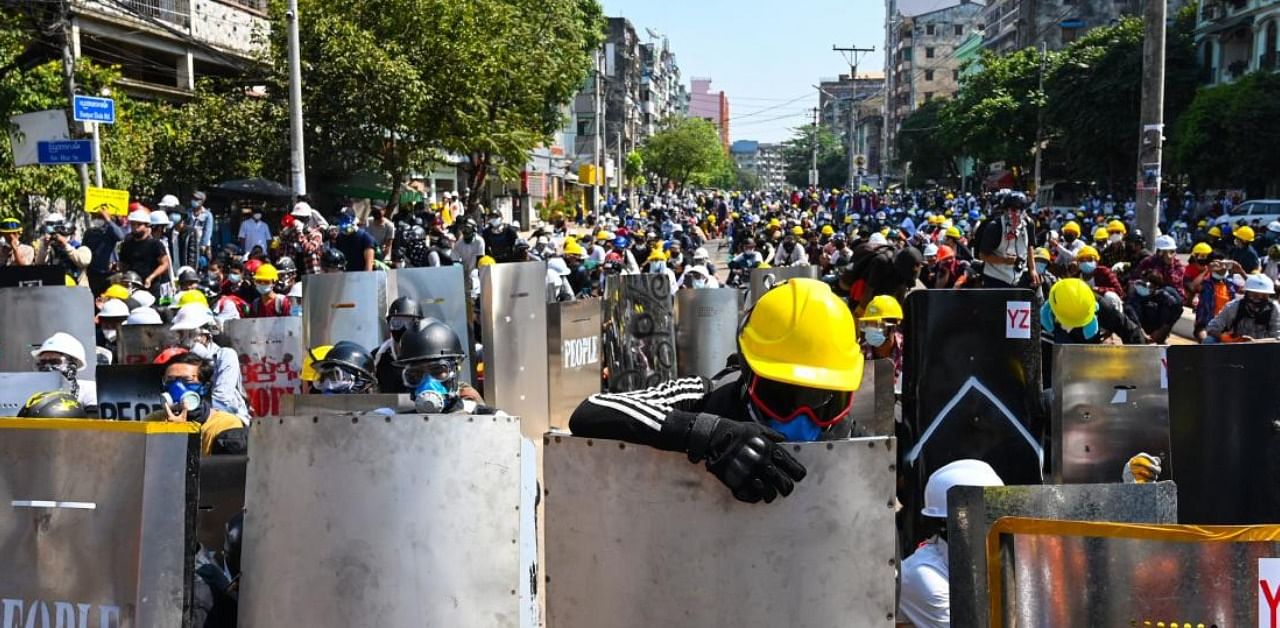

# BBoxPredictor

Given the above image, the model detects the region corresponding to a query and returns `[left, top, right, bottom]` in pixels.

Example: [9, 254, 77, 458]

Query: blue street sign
[37, 140, 94, 165]
[72, 95, 115, 124]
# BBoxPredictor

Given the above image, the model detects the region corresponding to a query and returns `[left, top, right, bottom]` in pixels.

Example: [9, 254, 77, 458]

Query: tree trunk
[465, 152, 489, 220]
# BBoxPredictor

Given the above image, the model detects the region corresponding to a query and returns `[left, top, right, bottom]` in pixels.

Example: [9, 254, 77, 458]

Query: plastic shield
[116, 324, 178, 366]
[1051, 344, 1169, 484]
[989, 518, 1280, 628]
[1168, 343, 1280, 524]
[0, 372, 65, 416]
[849, 357, 895, 437]
[301, 270, 387, 353]
[547, 298, 601, 432]
[0, 418, 198, 627]
[602, 274, 677, 392]
[0, 286, 97, 381]
[239, 414, 525, 628]
[674, 287, 741, 379]
[95, 364, 165, 420]
[222, 318, 303, 417]
[196, 455, 247, 550]
[480, 262, 549, 435]
[947, 483, 1177, 628]
[746, 265, 818, 306]
[543, 435, 898, 626]
[387, 265, 473, 378]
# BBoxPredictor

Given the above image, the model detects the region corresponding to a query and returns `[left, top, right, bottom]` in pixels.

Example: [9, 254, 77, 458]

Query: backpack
[843, 243, 894, 305]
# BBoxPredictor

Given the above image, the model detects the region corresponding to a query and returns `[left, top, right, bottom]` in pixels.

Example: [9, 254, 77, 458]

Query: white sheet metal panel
[543, 435, 898, 627]
[239, 414, 525, 628]
[388, 265, 474, 378]
[301, 270, 387, 353]
[223, 317, 303, 417]
[0, 286, 97, 381]
[675, 288, 741, 379]
[546, 298, 601, 432]
[480, 262, 549, 437]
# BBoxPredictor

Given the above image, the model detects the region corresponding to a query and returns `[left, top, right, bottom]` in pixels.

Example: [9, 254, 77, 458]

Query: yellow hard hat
[757, 261, 772, 268]
[1033, 247, 1052, 262]
[253, 263, 279, 282]
[860, 295, 903, 322]
[1062, 221, 1081, 236]
[1191, 242, 1213, 256]
[1209, 226, 1222, 238]
[708, 215, 717, 223]
[791, 226, 804, 236]
[595, 230, 614, 242]
[880, 227, 890, 236]
[945, 226, 962, 239]
[769, 218, 781, 228]
[1093, 227, 1109, 242]
[1234, 225, 1256, 243]
[563, 240, 587, 257]
[64, 274, 76, 287]
[102, 284, 130, 301]
[821, 225, 835, 236]
[740, 278, 862, 391]
[646, 247, 669, 262]
[731, 212, 740, 219]
[301, 345, 334, 383]
[1107, 220, 1127, 234]
[1076, 245, 1101, 262]
[176, 290, 209, 308]
[844, 215, 853, 224]
[478, 255, 496, 267]
[1049, 278, 1098, 330]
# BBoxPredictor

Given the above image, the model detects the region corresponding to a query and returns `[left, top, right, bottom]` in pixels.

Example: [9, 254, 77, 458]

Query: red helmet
[936, 244, 956, 263]
[154, 347, 189, 365]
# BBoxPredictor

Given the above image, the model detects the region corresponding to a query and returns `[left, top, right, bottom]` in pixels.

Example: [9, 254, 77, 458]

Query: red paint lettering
[1261, 578, 1280, 627]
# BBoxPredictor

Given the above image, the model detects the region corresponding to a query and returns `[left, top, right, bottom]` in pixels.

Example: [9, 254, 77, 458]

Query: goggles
[747, 375, 853, 429]
[162, 376, 201, 386]
[388, 316, 418, 332]
[401, 358, 459, 389]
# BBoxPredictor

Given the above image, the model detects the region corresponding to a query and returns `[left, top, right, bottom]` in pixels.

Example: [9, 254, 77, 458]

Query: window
[954, 24, 964, 36]
[577, 118, 591, 136]
[1061, 26, 1079, 43]
[925, 69, 935, 81]
[926, 23, 935, 35]
[925, 47, 935, 58]
[924, 92, 934, 101]
[953, 69, 960, 81]
[903, 48, 913, 61]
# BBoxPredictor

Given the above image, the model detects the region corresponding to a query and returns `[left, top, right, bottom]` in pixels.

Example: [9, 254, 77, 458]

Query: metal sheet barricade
[0, 265, 66, 288]
[0, 418, 198, 627]
[0, 372, 65, 416]
[746, 265, 817, 306]
[1052, 344, 1169, 484]
[543, 435, 898, 627]
[301, 270, 387, 353]
[601, 274, 676, 392]
[117, 324, 178, 366]
[480, 262, 549, 436]
[0, 286, 97, 381]
[674, 288, 740, 379]
[239, 414, 526, 628]
[387, 266, 474, 378]
[96, 365, 166, 420]
[222, 318, 302, 417]
[278, 393, 414, 415]
[197, 455, 247, 550]
[547, 298, 601, 432]
[1168, 343, 1280, 524]
[849, 357, 895, 437]
[947, 483, 1178, 628]
[987, 517, 1280, 628]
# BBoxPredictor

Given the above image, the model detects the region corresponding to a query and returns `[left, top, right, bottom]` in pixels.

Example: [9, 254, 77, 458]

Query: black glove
[664, 412, 807, 503]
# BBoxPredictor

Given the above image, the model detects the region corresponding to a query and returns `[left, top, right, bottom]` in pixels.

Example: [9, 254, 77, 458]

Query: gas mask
[746, 375, 852, 443]
[163, 378, 207, 418]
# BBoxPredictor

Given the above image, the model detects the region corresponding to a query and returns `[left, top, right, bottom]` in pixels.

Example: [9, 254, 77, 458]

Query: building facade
[818, 72, 885, 182]
[981, 0, 1188, 54]
[688, 77, 731, 151]
[729, 140, 786, 190]
[1196, 0, 1280, 85]
[639, 38, 683, 138]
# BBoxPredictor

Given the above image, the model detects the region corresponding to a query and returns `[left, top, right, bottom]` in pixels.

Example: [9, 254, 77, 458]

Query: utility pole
[58, 0, 89, 197]
[286, 0, 307, 199]
[594, 49, 604, 214]
[1032, 42, 1047, 201]
[616, 128, 624, 200]
[1135, 0, 1166, 240]
[809, 107, 819, 188]
[833, 45, 875, 191]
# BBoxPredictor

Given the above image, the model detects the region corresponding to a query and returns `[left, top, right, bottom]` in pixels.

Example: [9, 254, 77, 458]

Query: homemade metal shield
[197, 455, 247, 550]
[278, 393, 414, 415]
[0, 372, 64, 416]
[222, 317, 303, 417]
[746, 265, 817, 306]
[480, 262, 549, 435]
[674, 288, 741, 379]
[96, 364, 165, 420]
[0, 286, 97, 381]
[117, 324, 178, 366]
[239, 414, 525, 628]
[988, 517, 1280, 628]
[543, 435, 898, 627]
[1052, 344, 1169, 484]
[301, 270, 387, 353]
[547, 298, 601, 431]
[387, 265, 473, 377]
[0, 265, 65, 288]
[0, 418, 198, 627]
[947, 482, 1177, 628]
[602, 274, 677, 392]
[849, 357, 895, 437]
[1168, 343, 1280, 524]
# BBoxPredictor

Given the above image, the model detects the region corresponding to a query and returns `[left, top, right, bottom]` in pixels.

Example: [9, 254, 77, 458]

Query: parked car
[1212, 199, 1280, 229]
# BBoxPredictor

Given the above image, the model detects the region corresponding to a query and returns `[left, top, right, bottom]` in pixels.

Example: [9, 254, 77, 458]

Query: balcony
[110, 0, 190, 27]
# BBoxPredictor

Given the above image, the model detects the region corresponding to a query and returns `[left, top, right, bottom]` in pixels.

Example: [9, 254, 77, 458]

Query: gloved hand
[1122, 453, 1162, 483]
[681, 413, 807, 503]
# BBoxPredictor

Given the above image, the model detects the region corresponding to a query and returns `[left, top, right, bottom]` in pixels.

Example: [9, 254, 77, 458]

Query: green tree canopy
[1174, 71, 1280, 194]
[639, 117, 726, 189]
[781, 124, 848, 189]
[896, 98, 957, 186]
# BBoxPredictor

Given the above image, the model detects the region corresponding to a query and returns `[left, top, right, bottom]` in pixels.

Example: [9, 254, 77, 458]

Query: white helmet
[31, 332, 87, 371]
[1153, 235, 1177, 251]
[868, 233, 889, 246]
[158, 194, 181, 208]
[291, 201, 313, 218]
[125, 306, 162, 325]
[921, 459, 1004, 518]
[130, 290, 156, 309]
[546, 257, 572, 277]
[923, 243, 939, 258]
[1268, 221, 1280, 234]
[43, 212, 66, 225]
[127, 209, 150, 224]
[693, 247, 710, 261]
[170, 303, 216, 331]
[99, 298, 130, 319]
[150, 211, 172, 226]
[1244, 273, 1275, 295]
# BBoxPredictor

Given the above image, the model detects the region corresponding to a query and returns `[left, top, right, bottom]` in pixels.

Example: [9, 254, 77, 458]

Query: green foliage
[781, 124, 848, 189]
[1174, 71, 1280, 194]
[938, 47, 1043, 173]
[639, 117, 726, 189]
[896, 98, 956, 185]
[624, 149, 644, 184]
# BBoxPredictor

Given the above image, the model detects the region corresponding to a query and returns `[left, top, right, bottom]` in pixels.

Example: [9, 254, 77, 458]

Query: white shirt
[452, 236, 486, 274]
[238, 218, 272, 256]
[898, 536, 950, 628]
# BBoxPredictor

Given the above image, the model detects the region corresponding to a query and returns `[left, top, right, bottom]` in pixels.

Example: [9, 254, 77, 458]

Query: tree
[1174, 71, 1280, 194]
[938, 47, 1042, 178]
[624, 149, 644, 188]
[639, 117, 726, 189]
[781, 124, 848, 189]
[896, 98, 957, 186]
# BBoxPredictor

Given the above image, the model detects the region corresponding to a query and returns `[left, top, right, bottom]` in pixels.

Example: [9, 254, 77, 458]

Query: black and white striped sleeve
[568, 377, 709, 451]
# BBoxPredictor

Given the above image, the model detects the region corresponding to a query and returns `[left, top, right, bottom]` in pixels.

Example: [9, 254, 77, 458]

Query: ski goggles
[388, 316, 418, 332]
[747, 374, 854, 428]
[401, 358, 460, 389]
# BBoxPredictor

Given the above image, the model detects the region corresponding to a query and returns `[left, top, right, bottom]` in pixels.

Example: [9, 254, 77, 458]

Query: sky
[600, 0, 887, 144]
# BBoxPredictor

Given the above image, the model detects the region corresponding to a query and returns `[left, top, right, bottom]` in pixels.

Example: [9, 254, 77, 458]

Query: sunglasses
[747, 375, 853, 429]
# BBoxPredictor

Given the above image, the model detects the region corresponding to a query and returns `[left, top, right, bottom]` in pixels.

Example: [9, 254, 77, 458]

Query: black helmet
[199, 276, 221, 299]
[274, 256, 298, 275]
[177, 268, 200, 285]
[395, 319, 465, 366]
[120, 270, 144, 290]
[1002, 192, 1029, 211]
[320, 247, 346, 271]
[387, 296, 424, 320]
[224, 510, 244, 577]
[313, 341, 376, 393]
[408, 225, 427, 241]
[18, 390, 84, 418]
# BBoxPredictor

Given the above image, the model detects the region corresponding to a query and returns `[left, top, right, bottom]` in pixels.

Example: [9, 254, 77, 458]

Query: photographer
[0, 216, 33, 267]
[35, 213, 92, 286]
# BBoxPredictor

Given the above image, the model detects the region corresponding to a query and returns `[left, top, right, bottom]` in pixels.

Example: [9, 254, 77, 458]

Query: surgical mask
[164, 379, 205, 413]
[190, 200, 201, 209]
[90, 218, 106, 229]
[766, 416, 823, 442]
[252, 213, 262, 221]
[692, 278, 708, 289]
[1035, 261, 1049, 274]
[488, 218, 501, 228]
[1135, 284, 1152, 297]
[256, 284, 273, 295]
[228, 274, 242, 284]
[103, 328, 117, 342]
[1109, 234, 1122, 244]
[1080, 261, 1097, 274]
[863, 327, 888, 347]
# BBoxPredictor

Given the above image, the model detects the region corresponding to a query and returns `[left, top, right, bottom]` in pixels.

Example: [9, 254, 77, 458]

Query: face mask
[766, 415, 823, 442]
[252, 213, 262, 221]
[1035, 261, 1049, 275]
[90, 218, 106, 229]
[863, 327, 888, 347]
[488, 218, 501, 228]
[228, 273, 242, 284]
[649, 261, 666, 273]
[1064, 234, 1076, 243]
[256, 284, 273, 295]
[103, 328, 117, 342]
[1109, 234, 1122, 244]
[189, 342, 216, 360]
[1212, 271, 1225, 280]
[190, 201, 201, 209]
[164, 380, 206, 413]
[1136, 284, 1152, 297]
[692, 278, 708, 289]
[1079, 261, 1097, 274]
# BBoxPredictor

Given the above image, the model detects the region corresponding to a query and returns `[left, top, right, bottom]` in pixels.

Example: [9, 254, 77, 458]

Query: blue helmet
[968, 209, 980, 221]
[613, 236, 630, 248]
